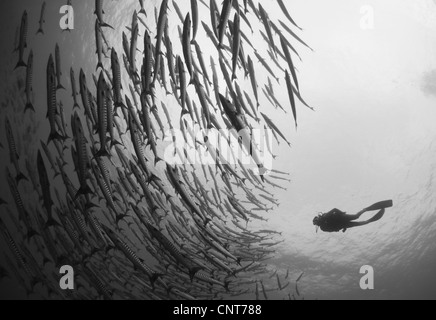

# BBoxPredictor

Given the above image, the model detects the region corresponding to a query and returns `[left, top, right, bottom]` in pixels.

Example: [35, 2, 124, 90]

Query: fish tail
[150, 273, 162, 288]
[259, 175, 265, 183]
[154, 156, 163, 166]
[115, 214, 128, 225]
[224, 280, 231, 293]
[236, 257, 242, 266]
[110, 139, 122, 150]
[26, 227, 40, 241]
[73, 102, 80, 110]
[74, 184, 94, 200]
[99, 22, 114, 30]
[85, 201, 98, 210]
[15, 171, 29, 184]
[57, 83, 66, 90]
[47, 131, 66, 145]
[232, 73, 237, 81]
[189, 267, 203, 281]
[203, 218, 212, 227]
[189, 76, 197, 86]
[115, 102, 127, 110]
[30, 277, 44, 291]
[36, 28, 44, 35]
[139, 9, 146, 16]
[148, 174, 161, 184]
[42, 257, 52, 266]
[14, 60, 27, 70]
[96, 62, 104, 71]
[24, 102, 35, 114]
[95, 147, 111, 158]
[44, 217, 60, 229]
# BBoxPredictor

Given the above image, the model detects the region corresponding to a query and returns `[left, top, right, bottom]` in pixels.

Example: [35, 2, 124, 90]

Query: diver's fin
[368, 209, 386, 223]
[365, 200, 393, 212]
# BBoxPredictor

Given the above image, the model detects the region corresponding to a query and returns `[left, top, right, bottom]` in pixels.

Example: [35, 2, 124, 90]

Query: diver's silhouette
[313, 200, 393, 233]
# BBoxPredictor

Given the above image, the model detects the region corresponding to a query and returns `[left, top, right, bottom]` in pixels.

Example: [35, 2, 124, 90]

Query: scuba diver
[313, 200, 393, 233]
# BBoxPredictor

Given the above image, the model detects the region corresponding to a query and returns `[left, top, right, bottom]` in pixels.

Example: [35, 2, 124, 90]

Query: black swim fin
[365, 200, 393, 212]
[368, 209, 386, 223]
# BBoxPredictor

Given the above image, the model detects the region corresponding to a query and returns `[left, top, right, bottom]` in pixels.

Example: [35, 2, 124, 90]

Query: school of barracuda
[0, 0, 313, 300]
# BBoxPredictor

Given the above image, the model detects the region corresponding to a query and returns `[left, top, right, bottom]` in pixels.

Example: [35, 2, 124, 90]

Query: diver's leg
[346, 209, 368, 221]
[344, 209, 385, 229]
[347, 205, 382, 221]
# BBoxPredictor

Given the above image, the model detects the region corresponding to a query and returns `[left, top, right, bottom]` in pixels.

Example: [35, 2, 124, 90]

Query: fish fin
[115, 214, 128, 225]
[42, 257, 52, 267]
[14, 60, 27, 70]
[115, 102, 127, 110]
[149, 273, 162, 289]
[44, 217, 61, 229]
[74, 184, 94, 200]
[154, 157, 163, 166]
[16, 172, 29, 184]
[96, 62, 104, 71]
[85, 201, 98, 210]
[24, 102, 35, 113]
[204, 218, 212, 227]
[147, 174, 161, 185]
[47, 131, 66, 146]
[110, 139, 122, 149]
[224, 280, 231, 293]
[30, 277, 45, 291]
[188, 267, 203, 281]
[97, 144, 111, 158]
[26, 228, 40, 241]
[100, 22, 114, 30]
[236, 257, 242, 266]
